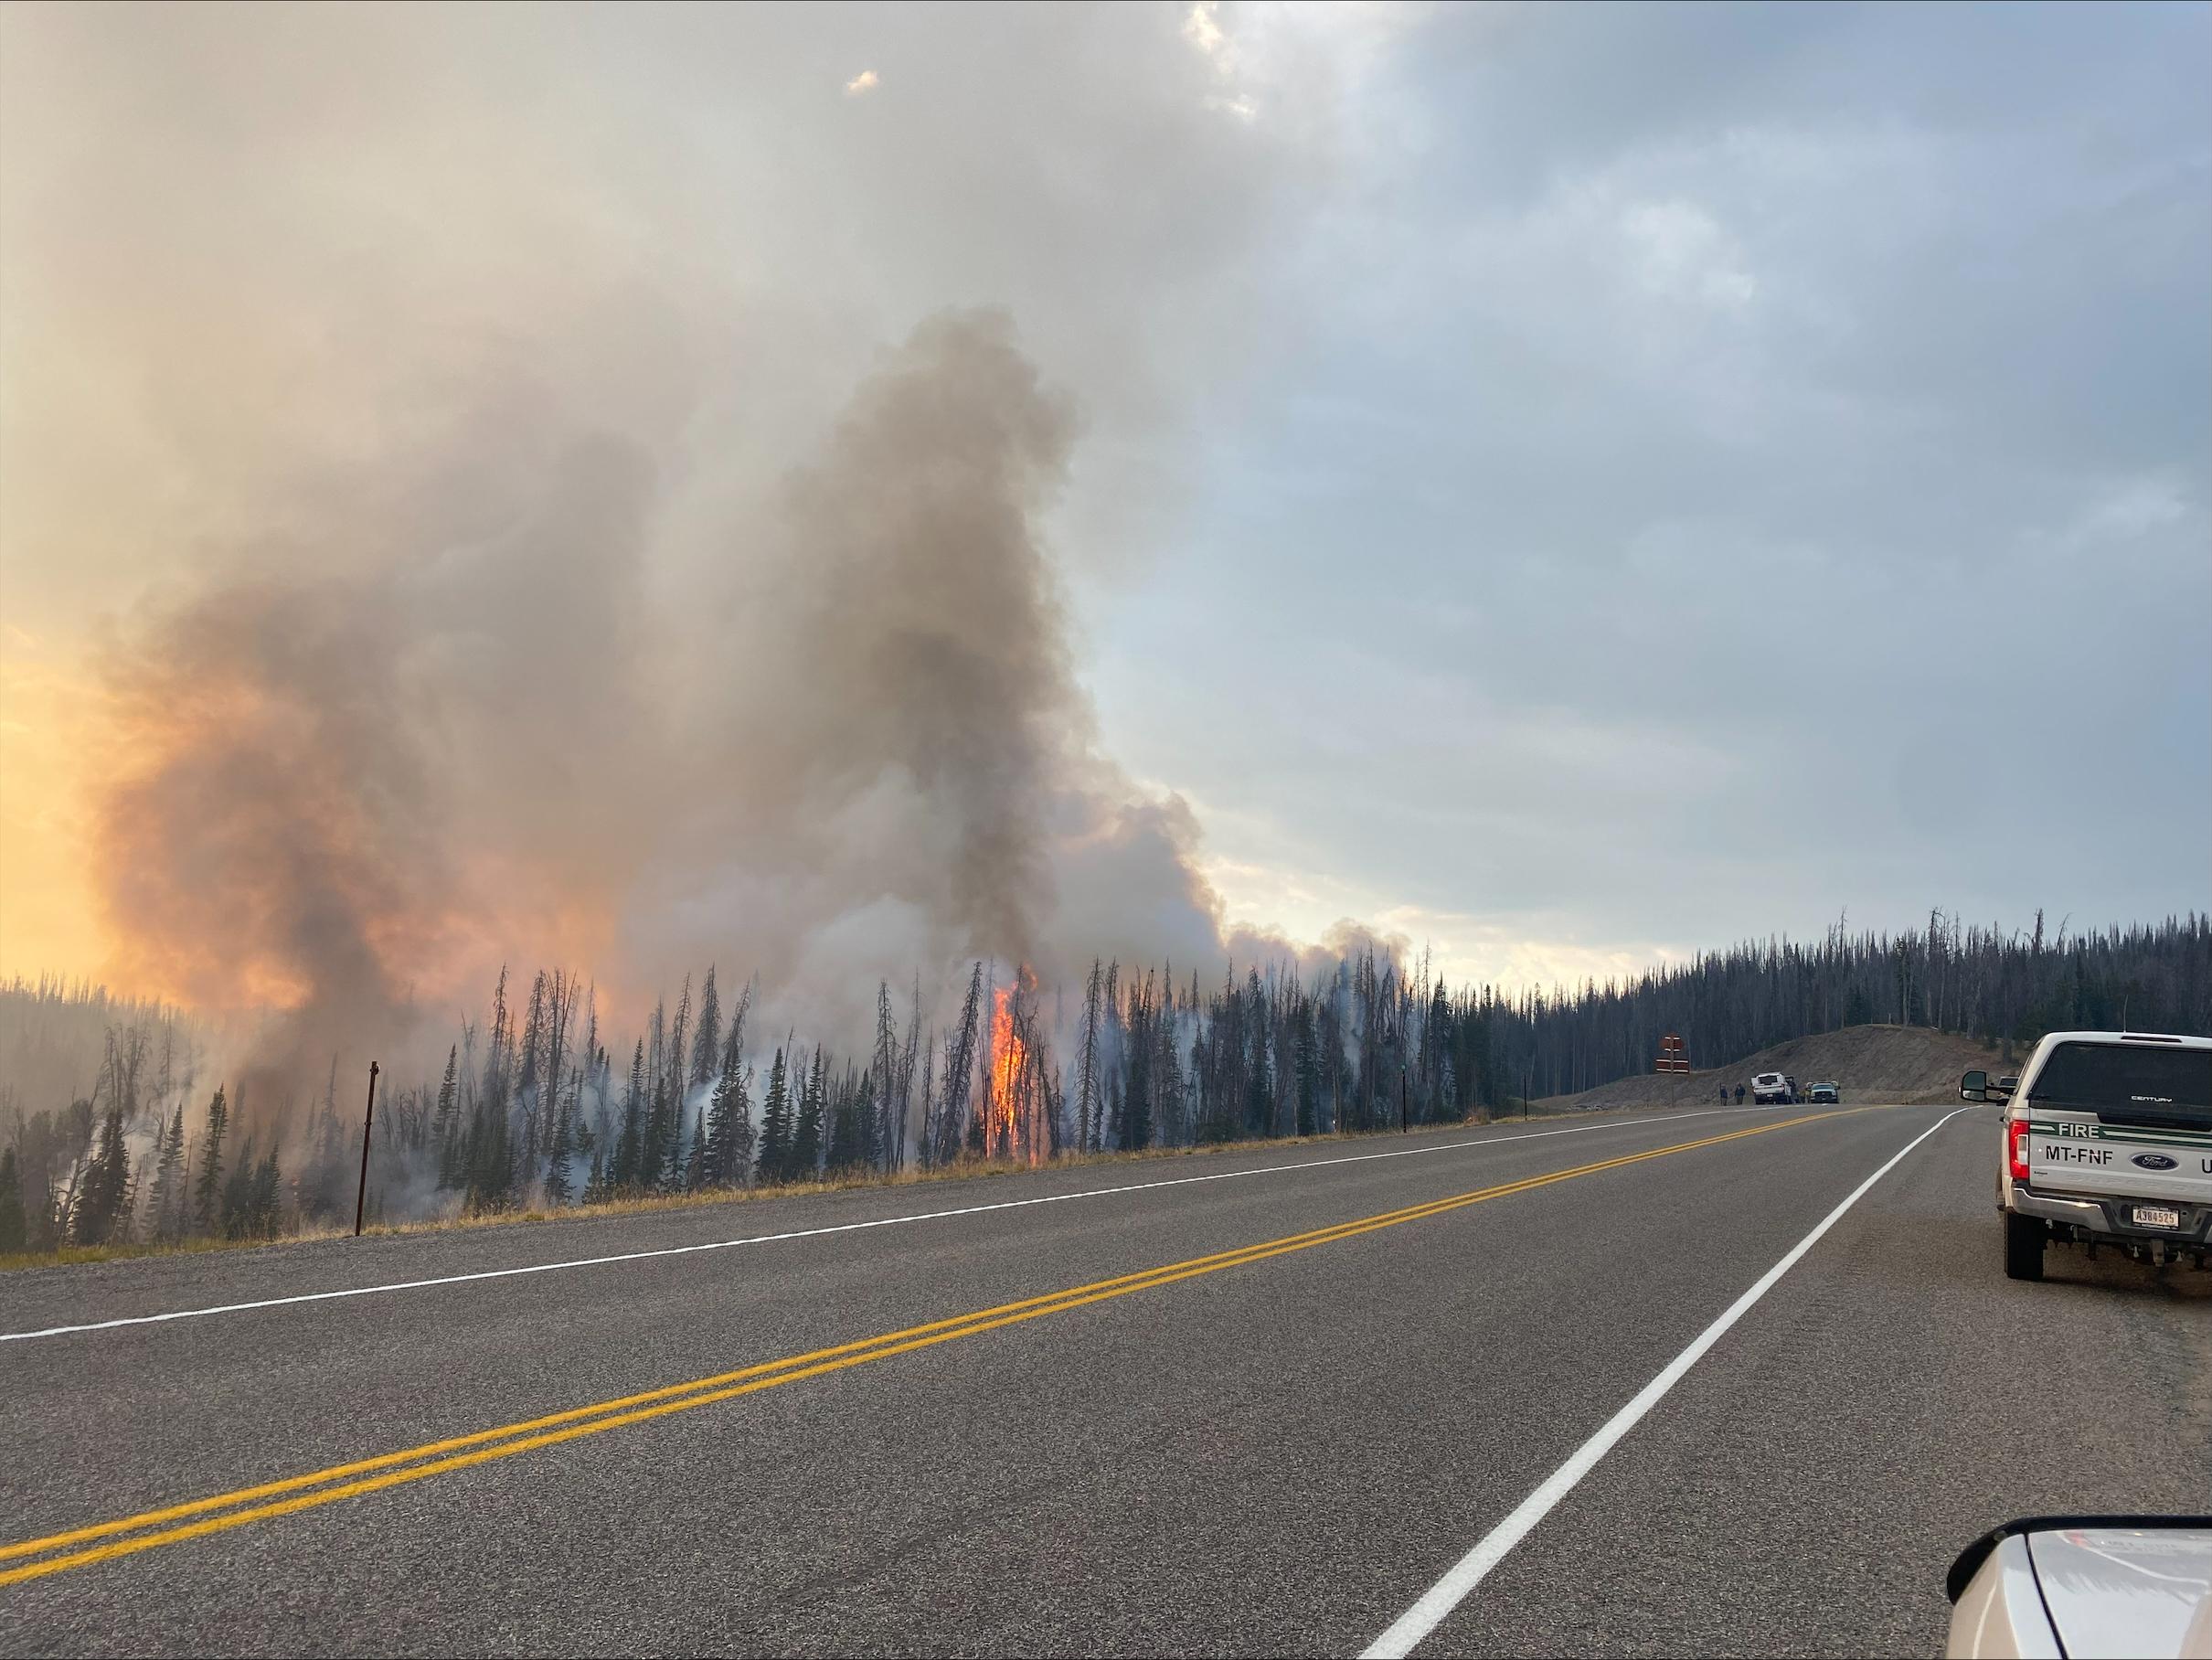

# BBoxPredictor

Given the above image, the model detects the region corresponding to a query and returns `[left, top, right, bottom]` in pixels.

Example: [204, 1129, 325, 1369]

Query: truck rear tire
[2004, 1211, 2047, 1282]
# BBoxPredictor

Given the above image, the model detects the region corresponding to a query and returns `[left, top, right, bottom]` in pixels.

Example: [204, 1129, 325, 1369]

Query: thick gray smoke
[97, 571, 435, 1101]
[92, 411, 662, 1110]
[657, 311, 1229, 1014]
[6, 2, 1375, 1113]
[771, 311, 1079, 965]
[91, 312, 1230, 1105]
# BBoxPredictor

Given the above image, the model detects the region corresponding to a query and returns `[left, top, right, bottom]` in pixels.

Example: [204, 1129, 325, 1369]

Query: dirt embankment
[1537, 1024, 1999, 1112]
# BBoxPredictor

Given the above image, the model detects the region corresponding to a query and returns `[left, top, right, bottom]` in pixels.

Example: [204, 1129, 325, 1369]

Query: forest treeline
[4, 910, 2207, 1255]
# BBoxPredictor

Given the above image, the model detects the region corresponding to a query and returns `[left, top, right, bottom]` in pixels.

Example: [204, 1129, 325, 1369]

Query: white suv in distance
[1750, 1070, 1792, 1105]
[1963, 1030, 2212, 1281]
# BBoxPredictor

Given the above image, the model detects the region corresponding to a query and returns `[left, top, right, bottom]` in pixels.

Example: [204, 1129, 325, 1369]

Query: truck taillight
[2007, 1119, 2032, 1183]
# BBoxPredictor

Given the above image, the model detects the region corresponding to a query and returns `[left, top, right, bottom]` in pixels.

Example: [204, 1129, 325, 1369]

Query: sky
[1, 0, 2207, 1007]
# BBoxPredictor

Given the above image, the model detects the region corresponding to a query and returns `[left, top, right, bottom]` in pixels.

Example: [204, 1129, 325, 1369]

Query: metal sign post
[354, 1060, 380, 1237]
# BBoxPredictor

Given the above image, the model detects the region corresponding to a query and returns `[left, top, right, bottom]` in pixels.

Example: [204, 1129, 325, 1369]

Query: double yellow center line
[0, 1109, 1845, 1589]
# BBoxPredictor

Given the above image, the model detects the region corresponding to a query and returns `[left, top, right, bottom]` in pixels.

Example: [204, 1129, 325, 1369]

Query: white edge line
[1360, 1104, 1975, 1660]
[1, 1104, 1799, 1345]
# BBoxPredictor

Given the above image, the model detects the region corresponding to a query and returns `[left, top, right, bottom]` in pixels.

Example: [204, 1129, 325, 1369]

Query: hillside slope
[1536, 1024, 1997, 1112]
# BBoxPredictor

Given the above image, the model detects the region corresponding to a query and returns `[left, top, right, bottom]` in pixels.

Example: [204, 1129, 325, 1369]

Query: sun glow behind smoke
[54, 304, 1249, 1127]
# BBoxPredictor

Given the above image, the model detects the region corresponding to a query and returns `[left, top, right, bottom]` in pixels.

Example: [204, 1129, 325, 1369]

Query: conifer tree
[433, 1045, 461, 1186]
[144, 1103, 186, 1241]
[918, 1041, 939, 1169]
[870, 983, 899, 1170]
[658, 981, 693, 1188]
[729, 1040, 760, 1187]
[466, 969, 518, 1211]
[1294, 1001, 1320, 1138]
[827, 1066, 866, 1174]
[465, 1082, 513, 1212]
[729, 1065, 758, 1188]
[668, 977, 692, 1107]
[893, 975, 922, 1174]
[931, 963, 984, 1167]
[250, 1142, 282, 1238]
[794, 1048, 824, 1180]
[517, 973, 547, 1156]
[135, 1111, 170, 1237]
[757, 1048, 792, 1184]
[220, 1133, 258, 1239]
[706, 979, 754, 1186]
[691, 967, 721, 1091]
[640, 998, 668, 1193]
[544, 1096, 574, 1205]
[703, 1057, 728, 1186]
[0, 1146, 27, 1253]
[615, 1039, 647, 1193]
[1154, 1010, 1183, 1147]
[1076, 960, 1103, 1154]
[685, 1106, 707, 1191]
[192, 1085, 229, 1238]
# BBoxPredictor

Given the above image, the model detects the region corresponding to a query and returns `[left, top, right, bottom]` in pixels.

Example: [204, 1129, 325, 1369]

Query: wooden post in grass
[354, 1061, 380, 1238]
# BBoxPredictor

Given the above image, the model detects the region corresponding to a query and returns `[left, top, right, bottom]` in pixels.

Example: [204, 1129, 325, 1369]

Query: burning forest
[2, 8, 2206, 1261]
[5, 317, 2208, 1255]
[6, 914, 2208, 1255]
[1, 294, 1407, 1251]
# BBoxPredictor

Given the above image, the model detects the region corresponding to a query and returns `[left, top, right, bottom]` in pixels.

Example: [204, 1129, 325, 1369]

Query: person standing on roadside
[1734, 1083, 1745, 1105]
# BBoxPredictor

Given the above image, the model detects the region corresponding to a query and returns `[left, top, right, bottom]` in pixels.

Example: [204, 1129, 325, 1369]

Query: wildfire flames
[985, 971, 1048, 1168]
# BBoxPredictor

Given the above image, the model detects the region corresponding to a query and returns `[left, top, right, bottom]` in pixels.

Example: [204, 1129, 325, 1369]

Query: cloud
[1621, 200, 1758, 309]
[844, 68, 878, 97]
[1086, 3, 2209, 954]
[1183, 3, 1228, 65]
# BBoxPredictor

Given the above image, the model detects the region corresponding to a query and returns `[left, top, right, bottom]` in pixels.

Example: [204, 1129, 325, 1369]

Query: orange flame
[986, 971, 1045, 1166]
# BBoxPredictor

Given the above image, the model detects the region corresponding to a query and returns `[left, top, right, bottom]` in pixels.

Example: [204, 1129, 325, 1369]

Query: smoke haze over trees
[84, 309, 1239, 1127]
[6, 912, 2206, 1254]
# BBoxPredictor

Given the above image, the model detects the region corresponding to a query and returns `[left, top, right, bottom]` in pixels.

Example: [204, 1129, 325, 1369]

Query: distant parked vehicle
[1964, 1029, 2211, 1280]
[1750, 1070, 1792, 1105]
[1807, 1080, 1840, 1104]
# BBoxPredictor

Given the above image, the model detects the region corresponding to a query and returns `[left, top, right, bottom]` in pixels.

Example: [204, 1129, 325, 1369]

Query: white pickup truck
[1963, 1030, 2212, 1281]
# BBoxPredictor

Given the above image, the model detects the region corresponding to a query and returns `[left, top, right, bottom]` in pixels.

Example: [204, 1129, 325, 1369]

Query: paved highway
[3, 1101, 2207, 1656]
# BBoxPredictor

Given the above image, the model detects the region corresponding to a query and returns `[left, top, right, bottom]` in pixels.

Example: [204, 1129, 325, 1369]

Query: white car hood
[2026, 1526, 2212, 1659]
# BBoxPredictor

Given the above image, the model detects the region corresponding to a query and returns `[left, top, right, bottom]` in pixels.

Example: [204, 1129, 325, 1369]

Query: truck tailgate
[2026, 1112, 2212, 1205]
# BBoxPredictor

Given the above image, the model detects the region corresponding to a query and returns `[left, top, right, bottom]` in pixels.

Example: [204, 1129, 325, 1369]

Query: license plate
[2131, 1205, 2182, 1229]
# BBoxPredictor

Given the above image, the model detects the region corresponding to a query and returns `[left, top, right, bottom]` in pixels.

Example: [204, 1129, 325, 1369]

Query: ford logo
[2132, 1153, 2177, 1171]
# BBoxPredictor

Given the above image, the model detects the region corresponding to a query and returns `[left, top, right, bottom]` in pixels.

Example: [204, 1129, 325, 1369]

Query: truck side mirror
[1960, 1069, 1988, 1102]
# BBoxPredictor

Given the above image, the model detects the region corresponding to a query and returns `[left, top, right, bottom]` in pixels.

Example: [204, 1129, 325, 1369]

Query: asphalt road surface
[4, 1101, 2207, 1657]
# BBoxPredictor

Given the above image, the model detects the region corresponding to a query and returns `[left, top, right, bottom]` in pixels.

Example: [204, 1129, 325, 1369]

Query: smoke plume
[5, 2, 1367, 1118]
[665, 311, 1230, 1006]
[90, 310, 1230, 1103]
